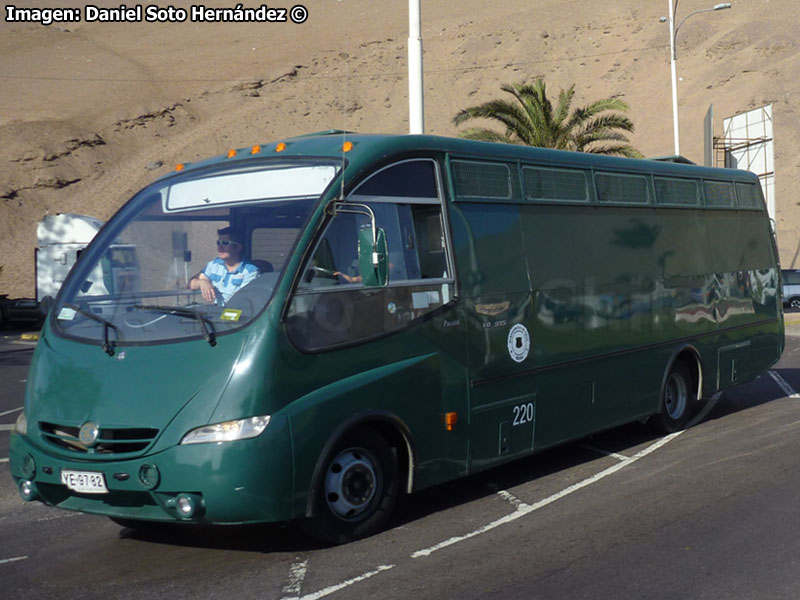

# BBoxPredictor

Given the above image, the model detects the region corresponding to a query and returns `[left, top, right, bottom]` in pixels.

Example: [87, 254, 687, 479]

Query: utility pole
[408, 0, 424, 134]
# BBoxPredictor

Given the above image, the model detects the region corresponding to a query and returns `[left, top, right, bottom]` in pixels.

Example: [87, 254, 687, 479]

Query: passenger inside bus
[189, 227, 260, 304]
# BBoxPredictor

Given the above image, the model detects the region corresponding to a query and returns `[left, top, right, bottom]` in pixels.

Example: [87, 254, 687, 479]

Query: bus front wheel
[650, 361, 694, 434]
[301, 427, 399, 544]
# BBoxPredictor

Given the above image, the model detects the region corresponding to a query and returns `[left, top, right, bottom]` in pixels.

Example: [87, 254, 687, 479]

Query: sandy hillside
[2, 0, 799, 298]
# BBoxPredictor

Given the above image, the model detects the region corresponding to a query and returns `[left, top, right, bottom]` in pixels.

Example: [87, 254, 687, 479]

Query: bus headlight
[15, 412, 27, 436]
[180, 416, 271, 445]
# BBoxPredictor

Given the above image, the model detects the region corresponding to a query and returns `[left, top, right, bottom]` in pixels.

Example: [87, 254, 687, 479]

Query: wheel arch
[660, 344, 704, 407]
[304, 411, 415, 518]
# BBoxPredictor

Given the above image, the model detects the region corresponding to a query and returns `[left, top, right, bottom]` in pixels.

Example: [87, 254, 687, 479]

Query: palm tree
[453, 79, 642, 158]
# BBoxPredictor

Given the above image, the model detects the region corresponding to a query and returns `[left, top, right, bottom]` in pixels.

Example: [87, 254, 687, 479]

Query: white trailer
[1, 214, 139, 328]
[36, 214, 105, 302]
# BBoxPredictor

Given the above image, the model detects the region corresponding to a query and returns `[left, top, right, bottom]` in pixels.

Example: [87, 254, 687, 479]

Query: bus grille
[38, 422, 159, 454]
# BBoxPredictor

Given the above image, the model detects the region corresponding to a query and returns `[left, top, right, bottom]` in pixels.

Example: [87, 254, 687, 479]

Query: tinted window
[704, 181, 735, 208]
[655, 177, 700, 206]
[353, 160, 438, 198]
[451, 160, 512, 200]
[736, 182, 763, 210]
[595, 173, 649, 205]
[522, 166, 589, 202]
[783, 270, 800, 285]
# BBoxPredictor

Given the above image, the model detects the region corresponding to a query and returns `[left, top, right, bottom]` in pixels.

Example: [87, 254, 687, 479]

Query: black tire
[650, 361, 694, 434]
[790, 298, 800, 310]
[300, 427, 399, 545]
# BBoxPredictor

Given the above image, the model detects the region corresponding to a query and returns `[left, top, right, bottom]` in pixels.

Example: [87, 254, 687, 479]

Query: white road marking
[411, 431, 683, 558]
[0, 556, 28, 566]
[281, 564, 394, 600]
[34, 511, 83, 523]
[278, 430, 687, 597]
[0, 425, 14, 431]
[767, 370, 800, 399]
[495, 489, 525, 509]
[0, 407, 23, 418]
[282, 559, 309, 597]
[0, 458, 8, 463]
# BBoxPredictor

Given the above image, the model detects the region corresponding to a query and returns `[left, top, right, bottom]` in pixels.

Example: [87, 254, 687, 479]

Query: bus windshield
[53, 160, 337, 346]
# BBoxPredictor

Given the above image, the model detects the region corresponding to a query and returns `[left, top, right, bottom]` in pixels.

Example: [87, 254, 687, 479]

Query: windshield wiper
[64, 303, 118, 356]
[134, 304, 217, 347]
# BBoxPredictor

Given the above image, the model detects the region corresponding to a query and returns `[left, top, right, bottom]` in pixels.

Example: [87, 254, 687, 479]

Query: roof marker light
[251, 145, 261, 154]
[227, 149, 237, 158]
[342, 141, 354, 152]
[175, 164, 185, 172]
[275, 142, 287, 152]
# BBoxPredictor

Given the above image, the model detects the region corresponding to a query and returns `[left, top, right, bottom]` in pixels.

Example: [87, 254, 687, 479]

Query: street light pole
[663, 1, 731, 156]
[668, 0, 680, 155]
[408, 0, 424, 134]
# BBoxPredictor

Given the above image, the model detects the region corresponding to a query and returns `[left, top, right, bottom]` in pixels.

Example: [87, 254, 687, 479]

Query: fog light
[138, 464, 160, 489]
[176, 493, 196, 518]
[21, 454, 36, 478]
[19, 479, 38, 502]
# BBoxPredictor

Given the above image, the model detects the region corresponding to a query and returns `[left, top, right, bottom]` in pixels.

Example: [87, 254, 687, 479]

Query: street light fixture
[661, 1, 731, 156]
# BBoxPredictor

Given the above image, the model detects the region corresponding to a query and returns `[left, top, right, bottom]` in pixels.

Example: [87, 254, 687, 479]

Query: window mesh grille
[522, 166, 589, 202]
[655, 177, 699, 206]
[595, 173, 649, 204]
[703, 181, 736, 207]
[735, 182, 763, 210]
[451, 161, 512, 199]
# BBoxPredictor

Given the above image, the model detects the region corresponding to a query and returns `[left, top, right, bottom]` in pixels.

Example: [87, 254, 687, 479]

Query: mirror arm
[328, 201, 379, 266]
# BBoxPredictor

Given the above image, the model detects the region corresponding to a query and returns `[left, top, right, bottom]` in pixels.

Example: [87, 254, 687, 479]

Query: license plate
[60, 469, 108, 494]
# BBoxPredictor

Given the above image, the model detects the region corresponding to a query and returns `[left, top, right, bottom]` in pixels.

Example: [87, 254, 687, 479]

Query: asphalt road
[1, 323, 799, 599]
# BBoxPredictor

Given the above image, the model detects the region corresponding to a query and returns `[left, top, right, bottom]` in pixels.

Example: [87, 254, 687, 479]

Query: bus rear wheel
[650, 361, 694, 434]
[301, 427, 398, 544]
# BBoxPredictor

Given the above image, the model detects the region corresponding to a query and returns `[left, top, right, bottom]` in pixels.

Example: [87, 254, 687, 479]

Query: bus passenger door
[287, 158, 471, 488]
[448, 198, 536, 472]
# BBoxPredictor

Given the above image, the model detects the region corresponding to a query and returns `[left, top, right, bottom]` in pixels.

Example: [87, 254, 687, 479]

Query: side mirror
[358, 226, 388, 287]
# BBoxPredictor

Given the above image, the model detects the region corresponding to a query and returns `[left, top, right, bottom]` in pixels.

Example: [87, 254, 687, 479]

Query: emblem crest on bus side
[507, 323, 530, 363]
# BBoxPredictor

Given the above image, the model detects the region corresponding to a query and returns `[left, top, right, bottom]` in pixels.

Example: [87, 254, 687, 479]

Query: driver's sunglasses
[216, 239, 241, 247]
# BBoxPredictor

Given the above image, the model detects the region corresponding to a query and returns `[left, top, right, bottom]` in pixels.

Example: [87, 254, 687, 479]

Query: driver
[189, 227, 260, 304]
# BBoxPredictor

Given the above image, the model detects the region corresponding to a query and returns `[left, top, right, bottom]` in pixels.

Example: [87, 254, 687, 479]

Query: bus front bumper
[8, 422, 295, 525]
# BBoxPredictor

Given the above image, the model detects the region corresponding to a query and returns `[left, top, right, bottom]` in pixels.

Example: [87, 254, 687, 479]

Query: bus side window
[288, 159, 453, 351]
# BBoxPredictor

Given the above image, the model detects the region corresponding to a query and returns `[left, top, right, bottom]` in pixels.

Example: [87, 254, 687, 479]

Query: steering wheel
[309, 266, 338, 279]
[188, 285, 226, 305]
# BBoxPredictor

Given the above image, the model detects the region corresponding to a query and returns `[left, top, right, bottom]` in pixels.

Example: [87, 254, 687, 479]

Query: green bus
[9, 132, 784, 543]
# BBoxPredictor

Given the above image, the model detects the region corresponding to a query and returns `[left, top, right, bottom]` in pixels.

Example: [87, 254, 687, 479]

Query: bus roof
[169, 132, 760, 185]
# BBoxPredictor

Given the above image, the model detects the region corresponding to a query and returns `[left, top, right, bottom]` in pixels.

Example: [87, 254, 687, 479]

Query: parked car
[782, 269, 800, 309]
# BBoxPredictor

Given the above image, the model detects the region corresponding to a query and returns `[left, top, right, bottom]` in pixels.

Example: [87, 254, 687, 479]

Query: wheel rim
[791, 299, 800, 309]
[664, 372, 688, 420]
[325, 448, 380, 520]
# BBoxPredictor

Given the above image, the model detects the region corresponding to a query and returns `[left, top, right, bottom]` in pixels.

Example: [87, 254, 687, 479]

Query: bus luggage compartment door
[717, 340, 751, 388]
[469, 389, 535, 472]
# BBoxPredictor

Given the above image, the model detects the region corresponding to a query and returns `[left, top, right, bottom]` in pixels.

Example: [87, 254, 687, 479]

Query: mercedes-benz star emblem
[79, 422, 100, 447]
